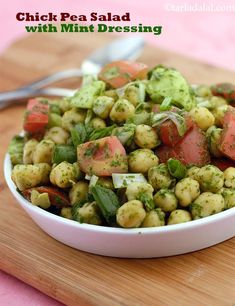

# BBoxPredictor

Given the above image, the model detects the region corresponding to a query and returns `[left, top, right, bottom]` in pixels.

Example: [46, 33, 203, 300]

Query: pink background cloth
[0, 0, 234, 305]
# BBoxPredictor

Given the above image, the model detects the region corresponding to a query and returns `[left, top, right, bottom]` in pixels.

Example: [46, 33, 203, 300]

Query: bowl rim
[4, 153, 235, 235]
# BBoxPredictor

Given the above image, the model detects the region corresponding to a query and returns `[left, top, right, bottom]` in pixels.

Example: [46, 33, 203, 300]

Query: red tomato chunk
[156, 125, 210, 166]
[23, 99, 49, 133]
[211, 83, 235, 102]
[220, 111, 235, 160]
[159, 115, 194, 147]
[98, 61, 148, 88]
[77, 136, 128, 176]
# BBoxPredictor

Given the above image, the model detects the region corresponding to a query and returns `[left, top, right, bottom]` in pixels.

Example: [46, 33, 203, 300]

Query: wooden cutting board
[0, 33, 235, 306]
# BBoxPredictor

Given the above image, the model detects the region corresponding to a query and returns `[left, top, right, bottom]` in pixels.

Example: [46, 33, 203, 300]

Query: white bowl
[4, 154, 235, 258]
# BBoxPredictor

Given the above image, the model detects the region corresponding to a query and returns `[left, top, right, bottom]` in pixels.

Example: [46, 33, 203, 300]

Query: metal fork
[0, 86, 78, 109]
[0, 69, 85, 109]
[0, 36, 145, 109]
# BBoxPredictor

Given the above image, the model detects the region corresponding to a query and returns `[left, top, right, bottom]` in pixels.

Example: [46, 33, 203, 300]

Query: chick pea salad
[8, 62, 235, 228]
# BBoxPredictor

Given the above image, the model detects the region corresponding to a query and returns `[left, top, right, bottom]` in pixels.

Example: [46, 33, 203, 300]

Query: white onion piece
[112, 173, 147, 189]
[85, 174, 92, 180]
[89, 175, 99, 189]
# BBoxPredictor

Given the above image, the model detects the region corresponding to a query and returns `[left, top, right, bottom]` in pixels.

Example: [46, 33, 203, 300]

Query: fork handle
[0, 87, 75, 109]
[21, 69, 83, 90]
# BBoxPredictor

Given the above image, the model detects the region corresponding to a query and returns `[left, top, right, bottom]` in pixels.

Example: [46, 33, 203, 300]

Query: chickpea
[153, 189, 178, 212]
[60, 207, 72, 219]
[124, 84, 144, 107]
[74, 202, 102, 225]
[91, 117, 106, 129]
[148, 164, 173, 191]
[167, 210, 192, 225]
[175, 178, 200, 207]
[11, 163, 51, 191]
[96, 177, 114, 190]
[210, 96, 227, 109]
[104, 89, 118, 101]
[194, 85, 212, 98]
[116, 200, 146, 228]
[49, 98, 71, 114]
[222, 188, 235, 209]
[69, 181, 89, 205]
[110, 98, 135, 123]
[45, 127, 69, 145]
[33, 140, 55, 164]
[134, 124, 159, 149]
[128, 149, 159, 174]
[186, 166, 200, 181]
[30, 190, 50, 209]
[212, 105, 229, 127]
[62, 108, 86, 131]
[141, 208, 165, 227]
[93, 96, 114, 119]
[224, 167, 235, 188]
[206, 126, 223, 158]
[72, 162, 83, 180]
[23, 139, 38, 164]
[197, 165, 224, 192]
[190, 107, 215, 131]
[191, 192, 225, 219]
[50, 161, 76, 188]
[126, 182, 154, 201]
[37, 163, 52, 184]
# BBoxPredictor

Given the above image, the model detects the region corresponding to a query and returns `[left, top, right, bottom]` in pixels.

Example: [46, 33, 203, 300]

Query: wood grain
[0, 32, 235, 306]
